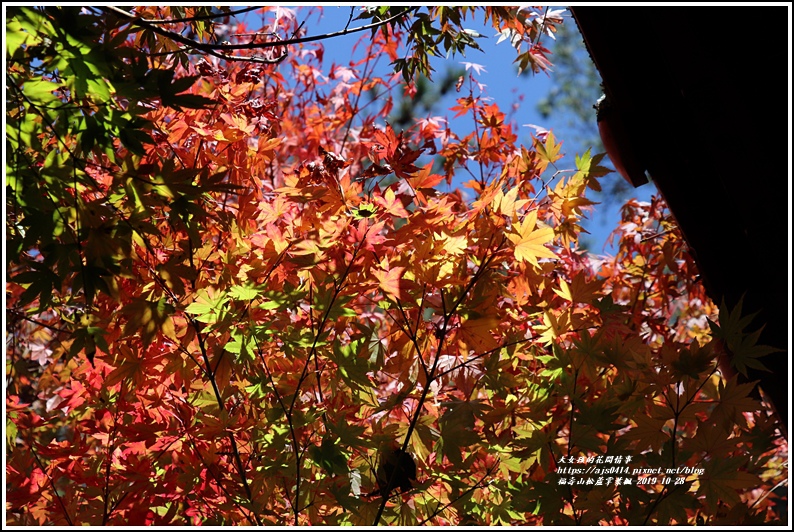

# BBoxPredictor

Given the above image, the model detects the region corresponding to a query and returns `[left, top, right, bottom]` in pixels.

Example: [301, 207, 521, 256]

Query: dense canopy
[5, 6, 787, 526]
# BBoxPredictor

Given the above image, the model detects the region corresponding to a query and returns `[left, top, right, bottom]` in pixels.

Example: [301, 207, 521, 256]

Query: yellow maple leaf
[492, 185, 529, 218]
[552, 278, 572, 301]
[534, 309, 571, 345]
[507, 210, 557, 267]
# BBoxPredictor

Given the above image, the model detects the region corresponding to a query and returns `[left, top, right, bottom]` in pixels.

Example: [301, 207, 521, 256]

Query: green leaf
[573, 149, 610, 191]
[310, 436, 349, 476]
[184, 290, 228, 324]
[332, 335, 373, 391]
[23, 79, 60, 104]
[229, 283, 261, 301]
[257, 290, 297, 311]
[6, 16, 32, 59]
[226, 330, 257, 362]
[118, 128, 154, 155]
[6, 416, 19, 448]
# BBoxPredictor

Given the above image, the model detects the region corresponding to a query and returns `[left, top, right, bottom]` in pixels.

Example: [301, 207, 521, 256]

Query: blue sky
[241, 6, 654, 254]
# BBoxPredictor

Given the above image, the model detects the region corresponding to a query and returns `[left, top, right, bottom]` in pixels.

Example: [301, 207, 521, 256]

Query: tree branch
[103, 6, 418, 64]
[102, 6, 285, 64]
[132, 6, 261, 25]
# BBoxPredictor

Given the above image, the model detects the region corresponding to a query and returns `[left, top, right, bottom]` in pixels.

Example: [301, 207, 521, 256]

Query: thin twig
[189, 316, 263, 526]
[183, 430, 260, 525]
[258, 348, 301, 525]
[29, 445, 75, 526]
[417, 460, 499, 525]
[640, 228, 676, 242]
[433, 338, 530, 381]
[101, 401, 121, 524]
[372, 245, 501, 525]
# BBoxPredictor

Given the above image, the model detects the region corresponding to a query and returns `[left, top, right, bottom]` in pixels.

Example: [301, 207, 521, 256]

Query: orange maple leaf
[374, 263, 405, 301]
[374, 187, 410, 218]
[458, 315, 500, 353]
[409, 163, 445, 190]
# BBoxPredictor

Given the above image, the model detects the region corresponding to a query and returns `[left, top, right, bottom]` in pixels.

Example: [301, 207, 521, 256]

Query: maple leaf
[373, 263, 405, 301]
[310, 436, 349, 476]
[506, 210, 557, 268]
[708, 295, 780, 376]
[348, 218, 386, 251]
[724, 328, 780, 376]
[551, 278, 572, 301]
[121, 297, 176, 344]
[710, 375, 762, 432]
[371, 124, 399, 158]
[440, 400, 482, 466]
[353, 201, 378, 220]
[451, 95, 476, 118]
[8, 6, 784, 527]
[534, 309, 571, 346]
[468, 177, 502, 216]
[250, 222, 290, 255]
[491, 185, 529, 218]
[360, 161, 393, 180]
[626, 414, 669, 454]
[104, 357, 143, 388]
[671, 342, 716, 379]
[533, 129, 561, 167]
[408, 162, 445, 204]
[573, 148, 611, 192]
[257, 195, 292, 225]
[373, 188, 410, 218]
[460, 61, 487, 75]
[652, 483, 698, 525]
[697, 456, 761, 512]
[565, 271, 605, 304]
[684, 420, 737, 457]
[457, 314, 501, 353]
[289, 238, 327, 266]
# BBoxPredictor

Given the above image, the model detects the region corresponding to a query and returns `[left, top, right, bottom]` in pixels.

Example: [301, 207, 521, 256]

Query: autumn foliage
[5, 6, 787, 526]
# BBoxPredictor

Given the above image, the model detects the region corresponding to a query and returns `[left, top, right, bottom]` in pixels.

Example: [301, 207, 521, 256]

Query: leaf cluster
[5, 6, 786, 527]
